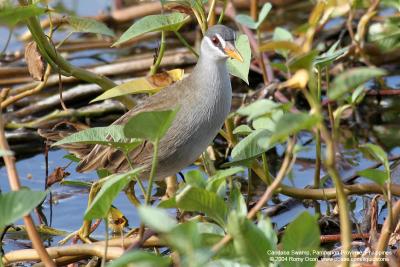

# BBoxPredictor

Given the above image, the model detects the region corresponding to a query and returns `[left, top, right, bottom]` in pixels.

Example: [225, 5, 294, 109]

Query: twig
[0, 113, 55, 267]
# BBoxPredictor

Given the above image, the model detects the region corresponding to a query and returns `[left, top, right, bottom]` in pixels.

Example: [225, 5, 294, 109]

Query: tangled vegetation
[0, 0, 400, 266]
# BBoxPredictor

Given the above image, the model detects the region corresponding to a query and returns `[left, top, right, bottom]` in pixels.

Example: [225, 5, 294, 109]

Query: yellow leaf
[91, 69, 184, 103]
[279, 69, 309, 89]
[259, 41, 302, 54]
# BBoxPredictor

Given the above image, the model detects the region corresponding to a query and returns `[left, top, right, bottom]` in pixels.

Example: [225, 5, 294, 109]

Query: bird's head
[201, 25, 243, 62]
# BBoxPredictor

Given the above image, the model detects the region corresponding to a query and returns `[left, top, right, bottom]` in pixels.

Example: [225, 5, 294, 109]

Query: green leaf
[235, 14, 257, 29]
[227, 212, 272, 267]
[0, 4, 46, 26]
[231, 129, 272, 164]
[227, 34, 251, 84]
[328, 67, 387, 100]
[68, 16, 114, 36]
[236, 99, 281, 120]
[257, 3, 272, 27]
[176, 186, 228, 227]
[165, 221, 209, 263]
[63, 153, 80, 162]
[313, 41, 348, 68]
[138, 206, 177, 233]
[357, 169, 388, 186]
[60, 180, 92, 188]
[232, 125, 253, 135]
[0, 149, 13, 157]
[124, 108, 179, 142]
[235, 3, 271, 30]
[113, 13, 187, 46]
[185, 170, 207, 188]
[0, 189, 47, 228]
[257, 217, 277, 250]
[53, 125, 142, 153]
[252, 109, 284, 131]
[84, 168, 143, 220]
[270, 112, 321, 143]
[359, 143, 389, 172]
[281, 212, 320, 267]
[107, 251, 170, 267]
[272, 27, 293, 58]
[229, 182, 247, 216]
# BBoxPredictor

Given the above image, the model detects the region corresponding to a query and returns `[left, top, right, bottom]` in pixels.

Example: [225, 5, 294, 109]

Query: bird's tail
[37, 122, 94, 160]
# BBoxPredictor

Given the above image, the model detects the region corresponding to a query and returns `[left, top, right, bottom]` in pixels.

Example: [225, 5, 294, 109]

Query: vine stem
[211, 139, 295, 253]
[301, 87, 352, 265]
[0, 113, 55, 267]
[150, 31, 166, 75]
[145, 139, 160, 205]
[139, 138, 160, 241]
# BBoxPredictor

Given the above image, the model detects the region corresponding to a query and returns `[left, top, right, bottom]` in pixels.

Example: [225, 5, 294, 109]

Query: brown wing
[76, 84, 182, 173]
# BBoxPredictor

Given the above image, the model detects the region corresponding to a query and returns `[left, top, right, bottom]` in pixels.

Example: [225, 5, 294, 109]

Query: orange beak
[224, 42, 243, 62]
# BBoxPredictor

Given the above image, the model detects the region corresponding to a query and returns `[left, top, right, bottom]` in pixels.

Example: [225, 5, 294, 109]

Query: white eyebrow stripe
[216, 33, 226, 48]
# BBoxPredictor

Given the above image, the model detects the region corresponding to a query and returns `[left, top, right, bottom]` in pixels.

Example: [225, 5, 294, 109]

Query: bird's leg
[162, 175, 178, 200]
[124, 181, 141, 206]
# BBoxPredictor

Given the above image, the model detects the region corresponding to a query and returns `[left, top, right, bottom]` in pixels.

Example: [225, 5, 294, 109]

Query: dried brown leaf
[24, 41, 46, 81]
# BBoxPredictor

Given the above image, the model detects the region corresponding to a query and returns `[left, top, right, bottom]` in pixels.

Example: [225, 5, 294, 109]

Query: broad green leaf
[176, 186, 228, 227]
[235, 14, 257, 29]
[232, 125, 253, 135]
[252, 109, 284, 131]
[281, 212, 320, 267]
[53, 125, 142, 153]
[289, 50, 319, 71]
[231, 129, 272, 164]
[113, 13, 187, 46]
[107, 251, 170, 267]
[138, 206, 177, 233]
[227, 34, 251, 84]
[124, 108, 179, 142]
[328, 67, 387, 100]
[0, 149, 13, 157]
[91, 69, 184, 103]
[165, 221, 211, 264]
[229, 182, 247, 216]
[0, 4, 45, 26]
[270, 112, 321, 143]
[68, 16, 114, 36]
[0, 189, 47, 228]
[357, 169, 388, 186]
[257, 217, 277, 250]
[157, 196, 177, 208]
[206, 167, 244, 197]
[227, 212, 272, 267]
[84, 168, 143, 220]
[185, 170, 207, 188]
[207, 166, 245, 184]
[236, 99, 281, 120]
[272, 27, 293, 58]
[360, 143, 389, 172]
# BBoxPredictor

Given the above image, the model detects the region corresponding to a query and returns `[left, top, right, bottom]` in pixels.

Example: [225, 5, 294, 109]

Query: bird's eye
[211, 36, 220, 45]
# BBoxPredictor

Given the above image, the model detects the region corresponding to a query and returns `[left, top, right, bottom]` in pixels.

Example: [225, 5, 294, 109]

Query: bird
[39, 25, 243, 181]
